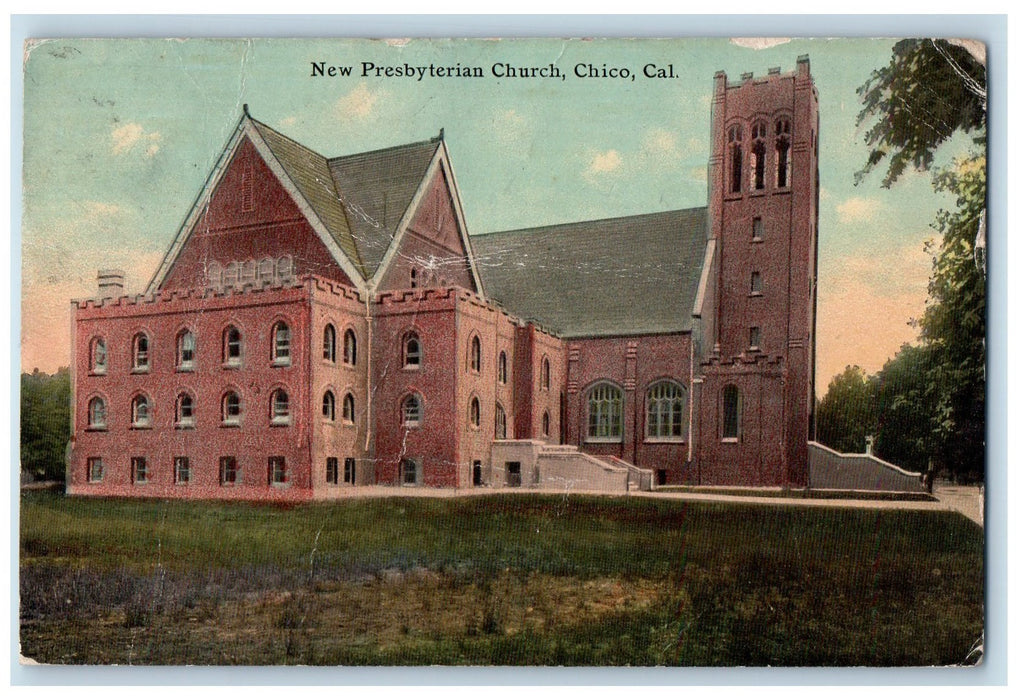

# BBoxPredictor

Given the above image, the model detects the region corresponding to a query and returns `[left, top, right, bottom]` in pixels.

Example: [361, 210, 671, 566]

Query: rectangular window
[722, 386, 741, 440]
[750, 271, 762, 294]
[344, 457, 356, 485]
[131, 457, 148, 484]
[87, 457, 104, 483]
[220, 456, 238, 485]
[750, 326, 761, 349]
[752, 217, 764, 241]
[269, 456, 287, 485]
[174, 456, 191, 484]
[401, 458, 419, 486]
[326, 457, 339, 485]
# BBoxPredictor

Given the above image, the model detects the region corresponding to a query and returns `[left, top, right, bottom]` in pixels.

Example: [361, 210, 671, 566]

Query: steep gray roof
[252, 118, 441, 280]
[472, 208, 709, 337]
[328, 139, 441, 277]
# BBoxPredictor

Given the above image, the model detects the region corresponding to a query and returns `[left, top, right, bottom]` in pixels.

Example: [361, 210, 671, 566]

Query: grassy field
[19, 491, 983, 666]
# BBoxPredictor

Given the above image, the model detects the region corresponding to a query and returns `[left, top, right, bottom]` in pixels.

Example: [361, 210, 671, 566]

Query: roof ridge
[475, 206, 708, 237]
[327, 136, 441, 164]
[249, 118, 330, 162]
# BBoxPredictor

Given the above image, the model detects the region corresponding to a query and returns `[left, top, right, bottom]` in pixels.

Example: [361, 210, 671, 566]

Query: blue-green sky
[21, 37, 976, 391]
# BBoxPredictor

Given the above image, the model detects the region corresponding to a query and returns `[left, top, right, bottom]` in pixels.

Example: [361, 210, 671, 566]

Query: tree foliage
[21, 368, 70, 482]
[815, 365, 875, 454]
[856, 39, 986, 187]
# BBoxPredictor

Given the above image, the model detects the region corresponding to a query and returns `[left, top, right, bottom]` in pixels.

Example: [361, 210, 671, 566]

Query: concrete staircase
[606, 456, 655, 491]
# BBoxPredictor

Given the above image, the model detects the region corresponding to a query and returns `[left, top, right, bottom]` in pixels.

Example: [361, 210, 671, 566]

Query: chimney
[97, 269, 125, 299]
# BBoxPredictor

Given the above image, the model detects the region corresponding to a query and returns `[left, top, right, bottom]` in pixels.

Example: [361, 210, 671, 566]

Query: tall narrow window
[224, 326, 242, 366]
[207, 261, 223, 288]
[131, 457, 148, 484]
[220, 456, 239, 485]
[403, 332, 421, 368]
[775, 118, 791, 188]
[176, 393, 195, 427]
[344, 457, 356, 484]
[498, 351, 508, 384]
[401, 458, 419, 485]
[728, 125, 743, 193]
[272, 322, 291, 365]
[469, 335, 481, 373]
[132, 333, 150, 372]
[751, 122, 767, 190]
[646, 381, 686, 439]
[326, 457, 339, 485]
[87, 397, 107, 429]
[343, 329, 357, 366]
[750, 271, 762, 294]
[269, 456, 288, 485]
[323, 324, 336, 363]
[241, 259, 257, 285]
[752, 217, 764, 241]
[495, 403, 507, 439]
[749, 326, 762, 350]
[410, 267, 419, 289]
[270, 389, 290, 425]
[342, 393, 355, 424]
[587, 383, 622, 441]
[258, 257, 275, 283]
[87, 457, 104, 483]
[131, 394, 151, 428]
[541, 356, 551, 390]
[322, 390, 336, 421]
[90, 338, 107, 374]
[402, 394, 422, 427]
[469, 397, 481, 428]
[277, 255, 294, 279]
[542, 411, 550, 438]
[174, 456, 191, 484]
[223, 262, 240, 287]
[222, 391, 242, 425]
[177, 330, 196, 370]
[722, 385, 741, 440]
[241, 161, 254, 212]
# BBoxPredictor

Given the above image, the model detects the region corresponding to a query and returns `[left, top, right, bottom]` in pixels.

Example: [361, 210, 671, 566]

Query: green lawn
[19, 491, 984, 666]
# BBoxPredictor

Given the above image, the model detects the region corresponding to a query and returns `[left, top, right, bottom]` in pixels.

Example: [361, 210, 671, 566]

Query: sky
[19, 36, 978, 393]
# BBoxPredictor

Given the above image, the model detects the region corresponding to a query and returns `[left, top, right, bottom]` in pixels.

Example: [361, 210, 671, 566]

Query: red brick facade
[67, 59, 818, 497]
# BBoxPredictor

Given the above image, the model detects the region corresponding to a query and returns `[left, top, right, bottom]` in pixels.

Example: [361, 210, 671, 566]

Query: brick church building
[67, 57, 819, 499]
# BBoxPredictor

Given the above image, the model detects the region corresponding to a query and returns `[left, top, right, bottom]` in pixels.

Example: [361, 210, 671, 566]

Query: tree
[856, 39, 986, 187]
[815, 365, 876, 454]
[870, 344, 938, 474]
[20, 368, 71, 482]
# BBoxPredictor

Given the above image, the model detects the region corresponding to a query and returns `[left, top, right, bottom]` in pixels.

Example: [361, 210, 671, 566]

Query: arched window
[176, 392, 195, 427]
[277, 255, 294, 279]
[222, 391, 242, 425]
[90, 337, 107, 374]
[177, 330, 196, 370]
[87, 397, 107, 429]
[270, 389, 290, 425]
[540, 356, 551, 390]
[495, 403, 507, 439]
[223, 326, 242, 366]
[223, 261, 240, 287]
[728, 124, 743, 193]
[587, 383, 622, 441]
[469, 396, 481, 428]
[343, 329, 357, 366]
[722, 385, 741, 440]
[469, 335, 481, 373]
[322, 390, 335, 421]
[751, 121, 767, 190]
[542, 411, 550, 438]
[498, 351, 508, 384]
[258, 257, 275, 282]
[241, 259, 257, 285]
[132, 333, 150, 372]
[403, 332, 421, 368]
[323, 324, 336, 363]
[342, 393, 355, 423]
[775, 118, 791, 188]
[272, 322, 291, 365]
[131, 394, 151, 428]
[207, 261, 223, 288]
[646, 381, 686, 439]
[402, 393, 422, 427]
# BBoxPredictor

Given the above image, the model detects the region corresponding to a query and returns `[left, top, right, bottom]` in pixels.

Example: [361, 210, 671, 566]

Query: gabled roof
[471, 208, 709, 338]
[328, 139, 442, 277]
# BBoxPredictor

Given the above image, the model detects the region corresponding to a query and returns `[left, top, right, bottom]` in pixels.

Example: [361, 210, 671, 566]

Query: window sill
[85, 426, 107, 432]
[174, 481, 190, 486]
[175, 423, 196, 430]
[222, 361, 243, 370]
[749, 292, 763, 297]
[131, 368, 150, 375]
[585, 437, 623, 444]
[342, 420, 355, 428]
[402, 422, 420, 429]
[270, 482, 290, 488]
[88, 479, 103, 484]
[749, 345, 760, 352]
[644, 437, 686, 444]
[748, 190, 768, 197]
[270, 418, 292, 427]
[176, 365, 195, 373]
[750, 237, 765, 244]
[272, 360, 292, 368]
[403, 364, 420, 371]
[130, 425, 152, 431]
[721, 437, 739, 444]
[342, 362, 357, 369]
[89, 370, 107, 377]
[221, 421, 242, 428]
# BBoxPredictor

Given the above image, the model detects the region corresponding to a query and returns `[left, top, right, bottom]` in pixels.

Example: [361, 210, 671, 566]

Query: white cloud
[584, 149, 622, 177]
[111, 122, 162, 157]
[730, 38, 792, 50]
[279, 116, 297, 127]
[835, 196, 881, 223]
[335, 83, 381, 119]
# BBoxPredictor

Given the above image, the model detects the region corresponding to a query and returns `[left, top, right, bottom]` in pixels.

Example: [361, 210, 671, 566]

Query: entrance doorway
[506, 461, 522, 487]
[472, 460, 482, 486]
